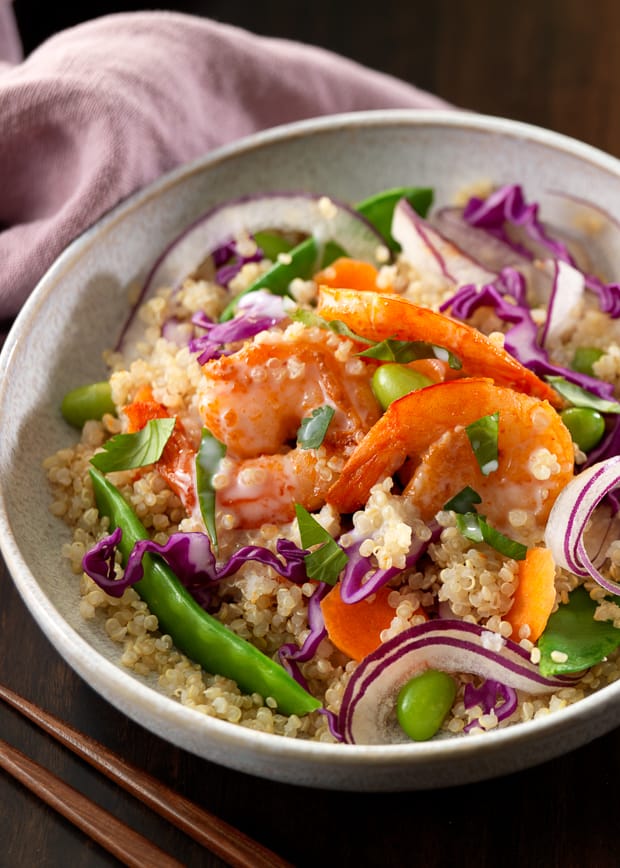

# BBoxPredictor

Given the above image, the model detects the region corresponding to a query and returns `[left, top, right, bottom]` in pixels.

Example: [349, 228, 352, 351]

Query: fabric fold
[0, 11, 450, 316]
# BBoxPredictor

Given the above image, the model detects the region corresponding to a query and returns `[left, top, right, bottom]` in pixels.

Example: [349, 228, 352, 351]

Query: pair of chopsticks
[0, 683, 291, 868]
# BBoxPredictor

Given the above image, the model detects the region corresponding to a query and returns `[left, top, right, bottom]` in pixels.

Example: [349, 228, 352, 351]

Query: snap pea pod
[219, 186, 433, 321]
[89, 467, 321, 716]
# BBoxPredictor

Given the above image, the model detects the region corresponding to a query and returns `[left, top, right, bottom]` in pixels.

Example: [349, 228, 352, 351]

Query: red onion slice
[540, 259, 585, 348]
[338, 619, 578, 745]
[392, 199, 496, 287]
[544, 456, 620, 595]
[118, 192, 386, 353]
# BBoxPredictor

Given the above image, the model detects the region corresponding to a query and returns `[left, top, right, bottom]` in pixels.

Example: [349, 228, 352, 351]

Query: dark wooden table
[3, 1, 620, 865]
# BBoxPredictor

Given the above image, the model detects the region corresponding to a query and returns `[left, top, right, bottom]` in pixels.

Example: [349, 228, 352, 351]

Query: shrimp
[123, 385, 198, 513]
[326, 377, 574, 535]
[316, 286, 562, 406]
[200, 326, 381, 527]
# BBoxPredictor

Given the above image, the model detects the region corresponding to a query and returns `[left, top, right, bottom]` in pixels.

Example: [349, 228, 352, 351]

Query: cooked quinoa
[46, 186, 620, 743]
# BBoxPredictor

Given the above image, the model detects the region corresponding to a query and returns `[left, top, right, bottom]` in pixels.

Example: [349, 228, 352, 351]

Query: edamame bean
[571, 346, 604, 377]
[560, 406, 605, 452]
[396, 669, 457, 741]
[371, 363, 433, 410]
[61, 381, 116, 428]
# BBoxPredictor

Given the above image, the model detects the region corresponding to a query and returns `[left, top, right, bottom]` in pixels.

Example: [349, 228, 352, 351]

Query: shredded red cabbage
[212, 237, 264, 286]
[463, 185, 620, 317]
[464, 184, 574, 262]
[338, 522, 441, 605]
[441, 269, 616, 400]
[463, 678, 518, 732]
[279, 582, 329, 687]
[189, 294, 287, 364]
[82, 530, 309, 602]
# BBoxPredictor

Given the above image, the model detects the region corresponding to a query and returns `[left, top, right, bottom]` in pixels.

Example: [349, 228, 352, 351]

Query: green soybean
[371, 363, 433, 410]
[396, 669, 457, 742]
[560, 406, 605, 452]
[61, 381, 116, 428]
[571, 346, 604, 377]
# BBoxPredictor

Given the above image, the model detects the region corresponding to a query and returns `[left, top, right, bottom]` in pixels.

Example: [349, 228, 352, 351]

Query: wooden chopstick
[0, 683, 292, 868]
[0, 738, 183, 868]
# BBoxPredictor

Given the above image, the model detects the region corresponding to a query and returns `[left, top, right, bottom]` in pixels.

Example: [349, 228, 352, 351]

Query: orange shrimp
[123, 386, 198, 513]
[327, 377, 574, 534]
[200, 328, 381, 527]
[316, 286, 561, 407]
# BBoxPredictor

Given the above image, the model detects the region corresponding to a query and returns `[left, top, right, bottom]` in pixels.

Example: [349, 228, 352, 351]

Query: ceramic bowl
[2, 110, 620, 791]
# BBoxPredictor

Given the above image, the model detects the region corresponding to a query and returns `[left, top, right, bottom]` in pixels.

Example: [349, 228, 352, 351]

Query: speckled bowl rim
[2, 109, 620, 791]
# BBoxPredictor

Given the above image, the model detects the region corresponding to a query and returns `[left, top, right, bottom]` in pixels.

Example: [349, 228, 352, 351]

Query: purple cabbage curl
[441, 268, 616, 400]
[82, 530, 309, 604]
[338, 521, 442, 605]
[189, 292, 287, 363]
[212, 237, 264, 286]
[277, 581, 344, 740]
[463, 184, 574, 262]
[464, 184, 620, 317]
[463, 678, 518, 732]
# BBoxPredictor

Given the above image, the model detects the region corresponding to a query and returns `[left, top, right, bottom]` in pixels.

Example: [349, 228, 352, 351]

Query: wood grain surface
[3, 2, 620, 865]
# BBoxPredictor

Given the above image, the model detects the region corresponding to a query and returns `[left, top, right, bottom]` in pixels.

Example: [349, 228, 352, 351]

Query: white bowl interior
[2, 110, 620, 790]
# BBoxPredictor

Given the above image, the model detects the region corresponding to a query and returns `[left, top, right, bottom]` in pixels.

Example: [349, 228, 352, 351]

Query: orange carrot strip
[321, 584, 427, 662]
[314, 257, 392, 293]
[505, 547, 557, 643]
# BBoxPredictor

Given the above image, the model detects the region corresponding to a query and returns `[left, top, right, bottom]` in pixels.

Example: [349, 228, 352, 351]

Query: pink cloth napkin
[0, 10, 449, 318]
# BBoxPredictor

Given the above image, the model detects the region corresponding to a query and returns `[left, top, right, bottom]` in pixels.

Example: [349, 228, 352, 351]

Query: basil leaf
[455, 512, 527, 561]
[538, 586, 620, 676]
[297, 406, 335, 449]
[359, 337, 461, 369]
[90, 417, 176, 473]
[444, 486, 482, 513]
[465, 412, 499, 476]
[195, 428, 226, 551]
[546, 376, 620, 414]
[291, 308, 374, 344]
[295, 504, 348, 585]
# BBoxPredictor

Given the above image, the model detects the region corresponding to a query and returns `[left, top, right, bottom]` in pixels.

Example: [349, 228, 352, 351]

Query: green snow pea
[538, 585, 620, 677]
[89, 467, 321, 716]
[219, 186, 433, 320]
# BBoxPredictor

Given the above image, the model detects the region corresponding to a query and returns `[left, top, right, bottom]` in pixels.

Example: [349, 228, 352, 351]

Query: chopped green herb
[297, 405, 335, 449]
[294, 504, 348, 585]
[443, 486, 482, 513]
[546, 376, 620, 414]
[538, 586, 620, 676]
[465, 412, 499, 476]
[291, 307, 373, 343]
[359, 337, 461, 369]
[90, 417, 176, 473]
[444, 486, 527, 560]
[455, 514, 527, 560]
[195, 428, 226, 551]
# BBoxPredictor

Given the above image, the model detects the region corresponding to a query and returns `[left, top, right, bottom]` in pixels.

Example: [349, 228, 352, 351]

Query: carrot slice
[314, 257, 392, 293]
[505, 547, 557, 643]
[123, 389, 197, 512]
[321, 584, 427, 661]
